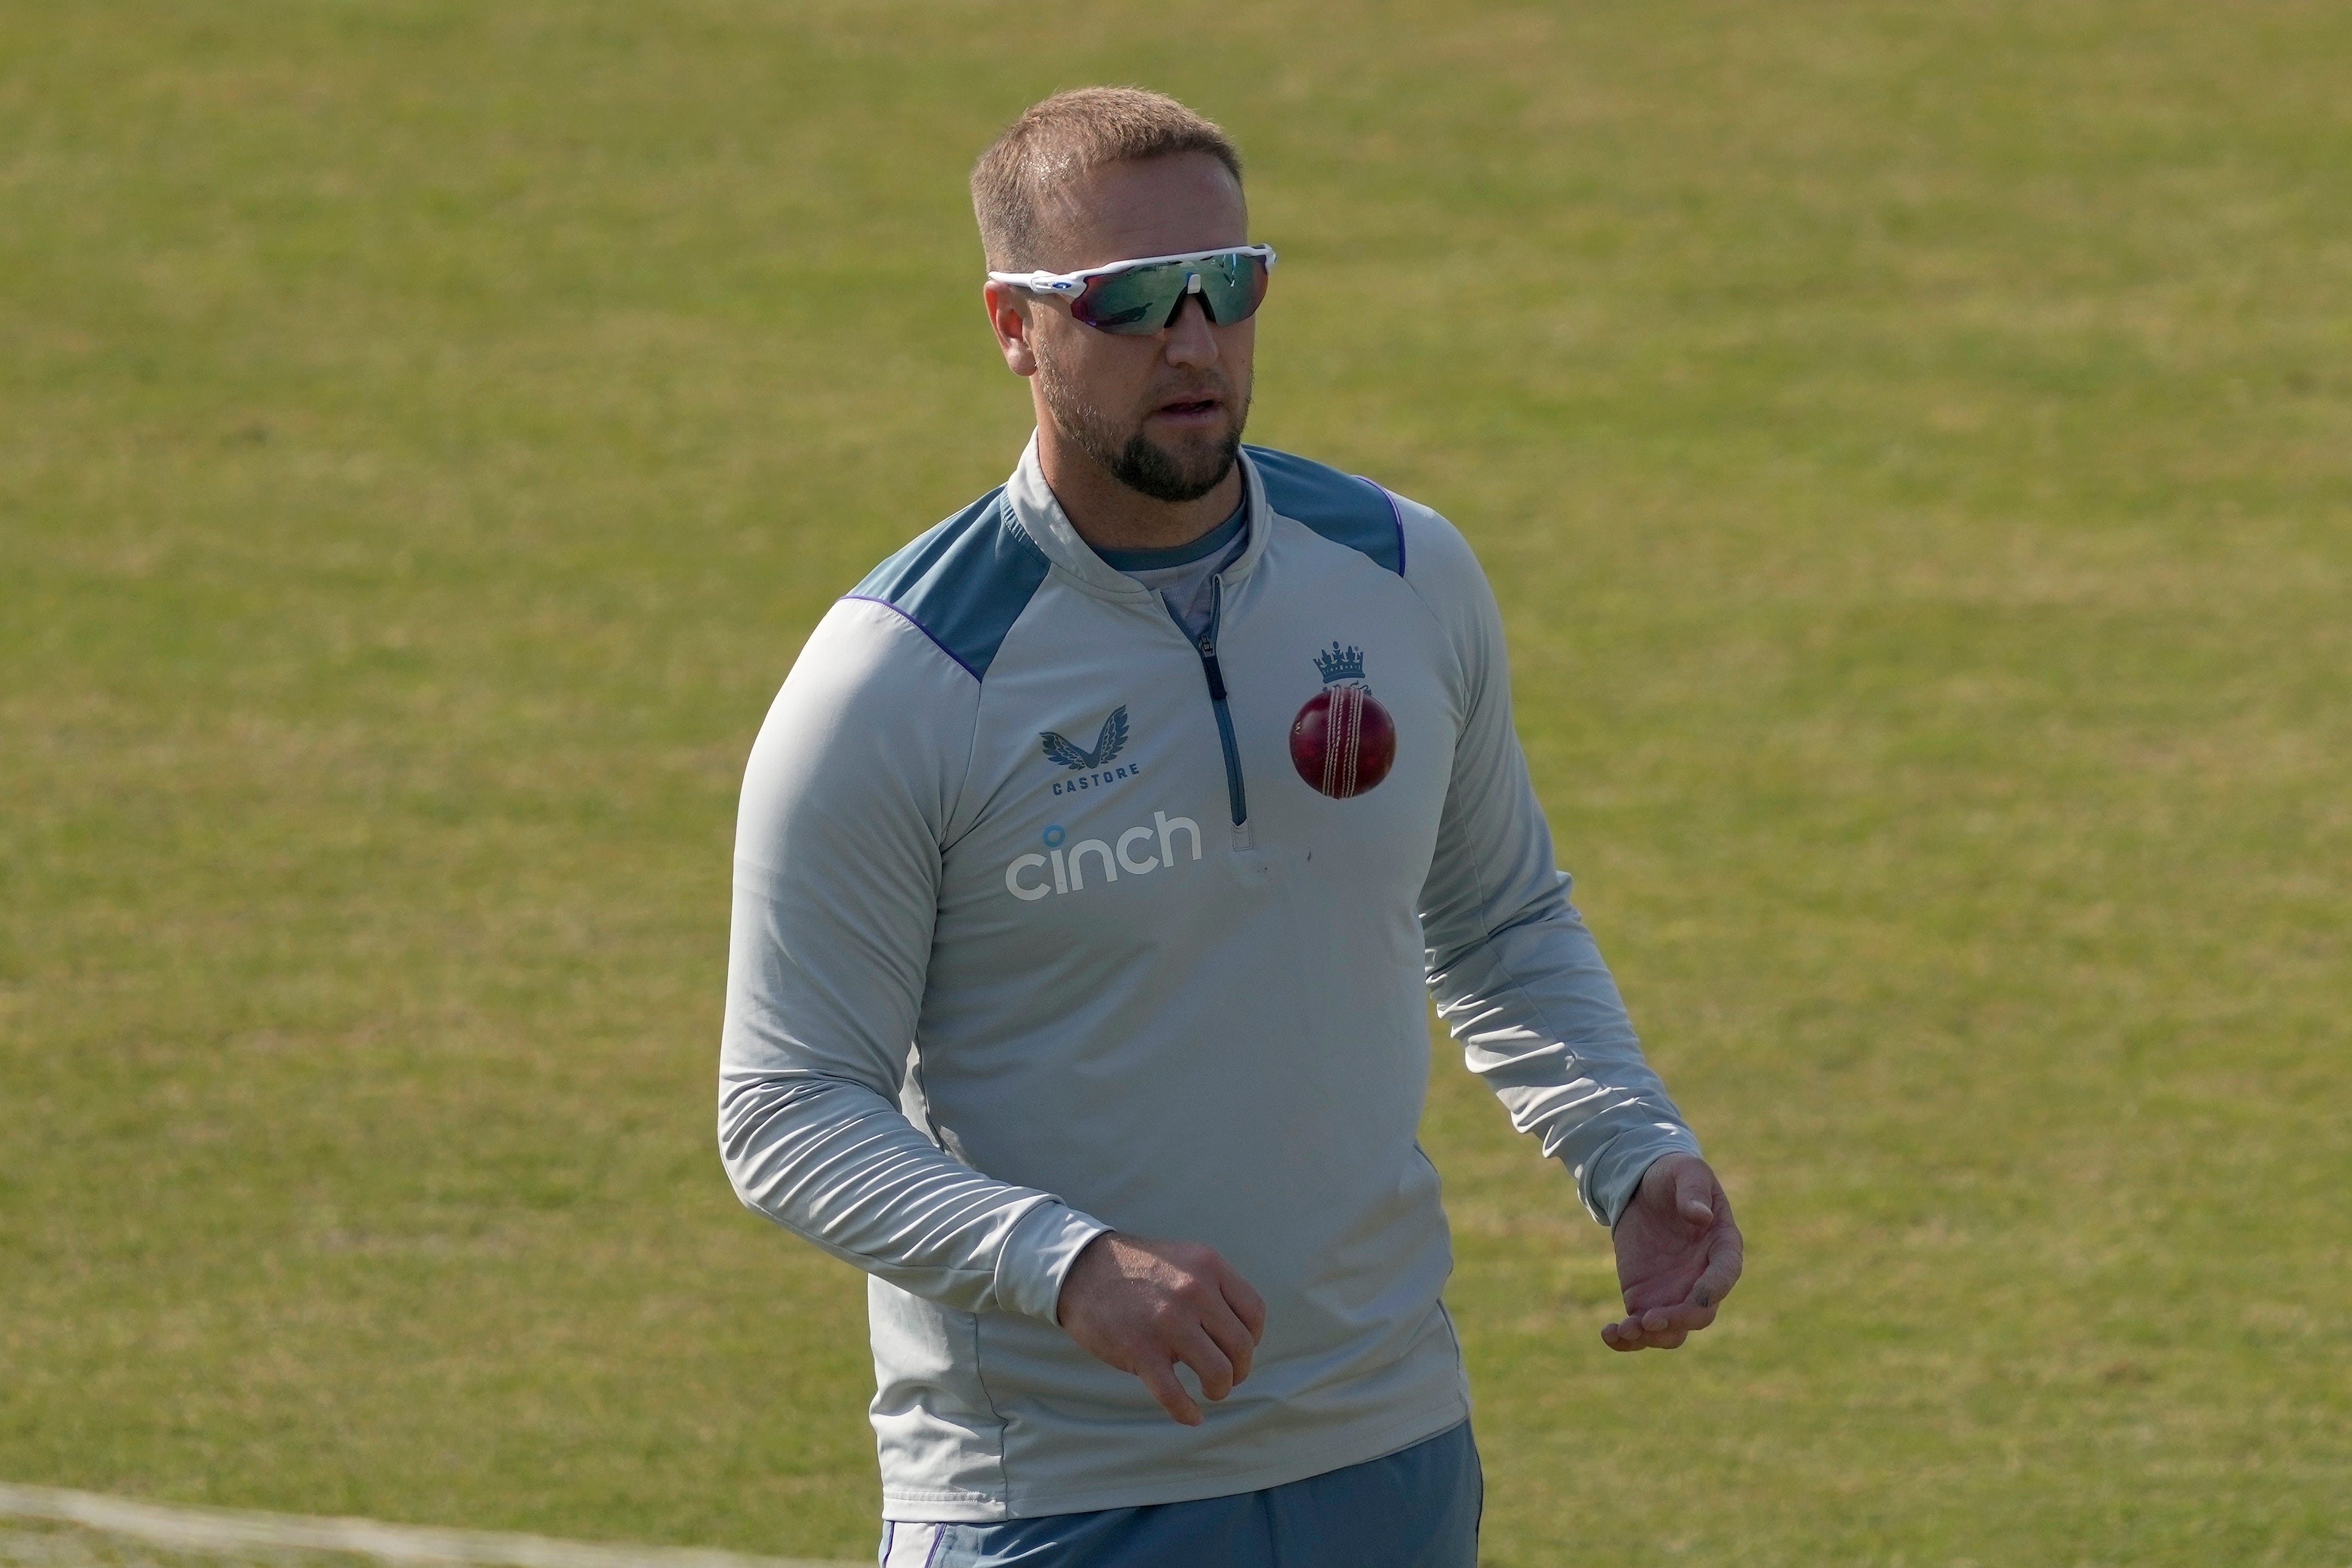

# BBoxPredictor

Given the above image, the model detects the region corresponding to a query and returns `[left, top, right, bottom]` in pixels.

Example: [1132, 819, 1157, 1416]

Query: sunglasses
[988, 245, 1277, 336]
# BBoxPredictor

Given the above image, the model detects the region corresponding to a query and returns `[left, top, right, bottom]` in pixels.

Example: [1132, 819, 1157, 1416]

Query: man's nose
[1162, 291, 1219, 366]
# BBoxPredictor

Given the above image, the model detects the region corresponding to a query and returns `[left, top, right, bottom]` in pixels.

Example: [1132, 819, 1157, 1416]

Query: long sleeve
[716, 599, 1108, 1321]
[1408, 516, 1703, 1227]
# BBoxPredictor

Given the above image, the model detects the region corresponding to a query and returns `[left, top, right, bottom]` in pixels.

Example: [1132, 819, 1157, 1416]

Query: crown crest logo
[1313, 641, 1367, 685]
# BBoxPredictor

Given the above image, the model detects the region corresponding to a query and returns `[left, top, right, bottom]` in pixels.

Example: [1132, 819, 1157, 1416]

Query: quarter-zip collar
[1004, 432, 1273, 606]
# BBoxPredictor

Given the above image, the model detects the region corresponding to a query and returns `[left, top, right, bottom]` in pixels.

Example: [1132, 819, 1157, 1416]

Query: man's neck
[1036, 425, 1245, 555]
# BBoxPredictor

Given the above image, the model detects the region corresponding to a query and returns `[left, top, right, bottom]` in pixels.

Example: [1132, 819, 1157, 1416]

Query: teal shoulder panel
[846, 488, 1052, 682]
[1247, 445, 1405, 575]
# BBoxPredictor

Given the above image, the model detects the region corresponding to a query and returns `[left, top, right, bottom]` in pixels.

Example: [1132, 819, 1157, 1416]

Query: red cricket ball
[1290, 684, 1396, 798]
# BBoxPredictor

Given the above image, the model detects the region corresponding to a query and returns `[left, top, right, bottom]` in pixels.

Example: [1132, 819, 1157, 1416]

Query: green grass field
[5, 2, 2349, 1563]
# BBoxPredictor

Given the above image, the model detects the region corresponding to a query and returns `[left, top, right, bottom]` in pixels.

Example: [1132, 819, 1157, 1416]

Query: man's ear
[984, 282, 1040, 378]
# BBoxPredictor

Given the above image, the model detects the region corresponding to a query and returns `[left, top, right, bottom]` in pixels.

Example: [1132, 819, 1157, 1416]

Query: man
[718, 88, 1742, 1567]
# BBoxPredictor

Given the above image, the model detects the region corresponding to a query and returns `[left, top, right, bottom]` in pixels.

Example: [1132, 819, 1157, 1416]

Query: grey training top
[718, 438, 1702, 1521]
[1096, 500, 1248, 639]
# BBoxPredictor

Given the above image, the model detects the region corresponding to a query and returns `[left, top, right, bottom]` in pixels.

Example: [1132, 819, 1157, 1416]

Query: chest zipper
[1170, 576, 1250, 846]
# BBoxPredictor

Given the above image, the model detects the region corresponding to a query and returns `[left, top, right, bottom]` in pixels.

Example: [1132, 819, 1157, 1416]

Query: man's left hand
[1601, 1153, 1744, 1352]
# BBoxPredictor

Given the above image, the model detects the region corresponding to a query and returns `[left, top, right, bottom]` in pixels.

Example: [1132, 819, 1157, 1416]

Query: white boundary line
[0, 1485, 861, 1568]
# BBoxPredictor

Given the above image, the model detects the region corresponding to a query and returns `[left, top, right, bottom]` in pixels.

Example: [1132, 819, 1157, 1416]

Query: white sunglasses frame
[985, 244, 1278, 298]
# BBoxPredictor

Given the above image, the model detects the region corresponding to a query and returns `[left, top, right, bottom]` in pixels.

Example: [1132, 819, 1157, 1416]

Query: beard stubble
[1036, 353, 1250, 505]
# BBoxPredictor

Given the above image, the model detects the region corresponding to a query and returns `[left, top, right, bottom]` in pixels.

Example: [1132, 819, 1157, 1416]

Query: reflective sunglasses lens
[1071, 253, 1269, 335]
[1195, 252, 1270, 325]
[1072, 263, 1190, 335]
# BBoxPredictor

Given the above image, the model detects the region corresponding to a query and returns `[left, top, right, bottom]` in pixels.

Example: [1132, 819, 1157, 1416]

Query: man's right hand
[1054, 1231, 1267, 1426]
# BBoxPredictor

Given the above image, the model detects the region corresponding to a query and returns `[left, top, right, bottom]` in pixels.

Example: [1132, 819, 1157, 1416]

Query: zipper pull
[1198, 642, 1229, 702]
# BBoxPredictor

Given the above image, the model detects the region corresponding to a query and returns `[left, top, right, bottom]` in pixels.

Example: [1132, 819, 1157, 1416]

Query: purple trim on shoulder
[840, 594, 983, 683]
[1356, 475, 1407, 574]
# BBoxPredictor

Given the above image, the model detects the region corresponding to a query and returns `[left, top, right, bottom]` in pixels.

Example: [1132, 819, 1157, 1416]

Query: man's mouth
[1152, 394, 1223, 421]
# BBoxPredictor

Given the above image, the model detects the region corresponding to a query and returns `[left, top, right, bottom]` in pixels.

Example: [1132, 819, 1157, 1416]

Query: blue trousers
[878, 1421, 1481, 1567]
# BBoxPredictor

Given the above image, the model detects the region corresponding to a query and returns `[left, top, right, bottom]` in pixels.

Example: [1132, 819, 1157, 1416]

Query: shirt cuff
[993, 1200, 1114, 1323]
[1575, 1123, 1704, 1229]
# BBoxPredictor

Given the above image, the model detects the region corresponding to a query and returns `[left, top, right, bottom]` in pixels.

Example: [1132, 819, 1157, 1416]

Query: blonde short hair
[971, 87, 1243, 271]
